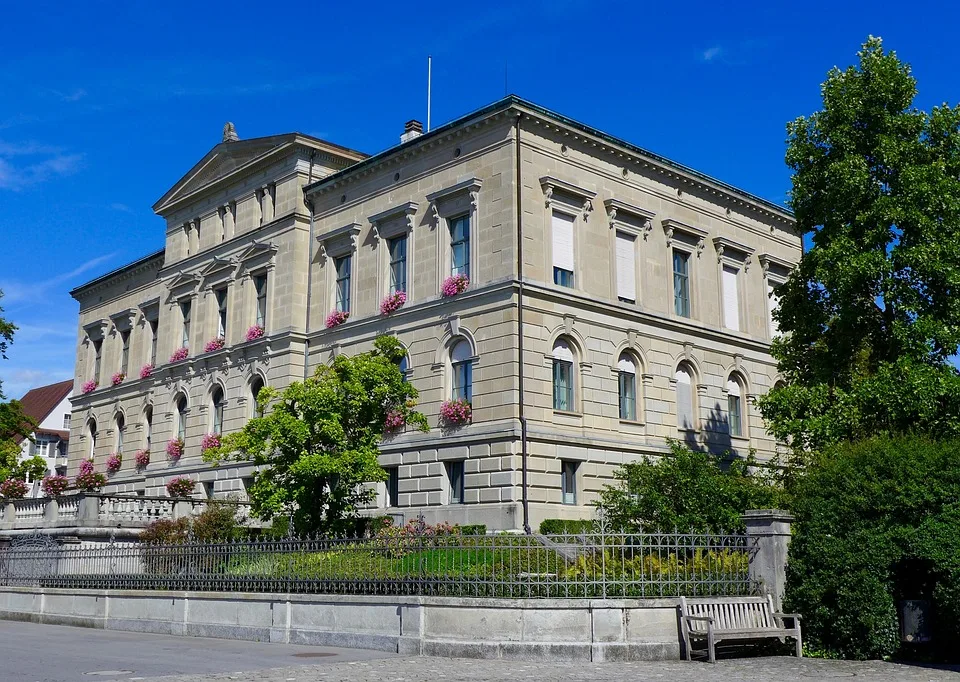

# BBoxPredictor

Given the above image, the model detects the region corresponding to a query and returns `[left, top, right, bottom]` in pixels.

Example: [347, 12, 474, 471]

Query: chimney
[400, 119, 423, 143]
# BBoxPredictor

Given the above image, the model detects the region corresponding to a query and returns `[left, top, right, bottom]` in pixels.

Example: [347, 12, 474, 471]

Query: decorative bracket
[540, 176, 597, 222]
[604, 198, 656, 239]
[662, 218, 708, 257]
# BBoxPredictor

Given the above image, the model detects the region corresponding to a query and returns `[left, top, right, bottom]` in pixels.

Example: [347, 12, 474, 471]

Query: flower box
[439, 399, 472, 426]
[384, 410, 406, 433]
[380, 291, 407, 316]
[166, 438, 184, 461]
[79, 459, 94, 475]
[139, 364, 153, 379]
[166, 476, 196, 498]
[169, 347, 189, 363]
[106, 454, 122, 473]
[111, 372, 125, 386]
[325, 310, 349, 329]
[204, 337, 225, 353]
[81, 380, 98, 394]
[245, 325, 265, 342]
[134, 449, 150, 469]
[200, 433, 221, 452]
[441, 274, 470, 297]
[0, 478, 28, 499]
[41, 475, 69, 497]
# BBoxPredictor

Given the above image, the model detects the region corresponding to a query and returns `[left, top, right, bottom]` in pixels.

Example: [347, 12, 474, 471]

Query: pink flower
[111, 372, 125, 386]
[245, 325, 265, 342]
[81, 380, 98, 394]
[325, 310, 349, 329]
[74, 468, 106, 491]
[204, 337, 225, 353]
[439, 399, 472, 426]
[79, 459, 94, 476]
[384, 410, 406, 432]
[106, 453, 122, 473]
[134, 449, 150, 469]
[200, 433, 221, 452]
[166, 438, 184, 461]
[41, 475, 69, 497]
[139, 364, 153, 379]
[380, 291, 407, 316]
[169, 347, 189, 363]
[441, 274, 470, 297]
[0, 478, 28, 499]
[166, 476, 196, 498]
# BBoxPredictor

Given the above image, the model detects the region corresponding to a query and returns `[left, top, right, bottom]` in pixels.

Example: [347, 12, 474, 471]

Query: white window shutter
[615, 232, 636, 301]
[768, 281, 780, 337]
[675, 368, 693, 428]
[552, 212, 575, 272]
[722, 265, 740, 331]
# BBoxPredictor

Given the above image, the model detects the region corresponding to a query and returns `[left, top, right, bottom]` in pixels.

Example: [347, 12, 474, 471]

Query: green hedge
[458, 524, 487, 536]
[538, 519, 594, 535]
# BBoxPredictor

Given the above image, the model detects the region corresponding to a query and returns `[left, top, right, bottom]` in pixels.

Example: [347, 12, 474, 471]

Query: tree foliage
[759, 37, 960, 453]
[0, 291, 15, 400]
[595, 441, 783, 534]
[204, 336, 427, 536]
[0, 399, 38, 483]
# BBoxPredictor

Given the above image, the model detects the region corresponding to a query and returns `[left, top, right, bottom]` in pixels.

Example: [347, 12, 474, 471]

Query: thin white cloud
[0, 253, 117, 305]
[702, 46, 724, 62]
[110, 202, 135, 214]
[0, 141, 83, 191]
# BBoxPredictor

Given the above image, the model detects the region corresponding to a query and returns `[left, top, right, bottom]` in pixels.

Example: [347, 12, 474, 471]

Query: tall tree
[759, 37, 960, 453]
[204, 336, 428, 536]
[0, 290, 16, 400]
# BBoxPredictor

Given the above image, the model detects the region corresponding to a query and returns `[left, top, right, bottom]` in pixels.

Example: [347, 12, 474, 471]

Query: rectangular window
[768, 280, 781, 337]
[447, 460, 465, 504]
[180, 300, 192, 349]
[618, 371, 636, 421]
[254, 274, 268, 328]
[561, 460, 578, 505]
[335, 255, 352, 314]
[149, 318, 159, 366]
[93, 339, 103, 384]
[62, 414, 71, 430]
[215, 287, 228, 338]
[388, 236, 407, 293]
[386, 467, 399, 507]
[722, 265, 740, 331]
[673, 250, 690, 317]
[615, 231, 636, 303]
[728, 394, 743, 437]
[552, 359, 574, 411]
[552, 211, 575, 287]
[120, 330, 130, 376]
[450, 214, 470, 278]
[453, 360, 472, 403]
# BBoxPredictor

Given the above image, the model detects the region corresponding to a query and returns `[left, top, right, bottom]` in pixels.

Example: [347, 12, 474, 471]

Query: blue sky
[1, 0, 958, 399]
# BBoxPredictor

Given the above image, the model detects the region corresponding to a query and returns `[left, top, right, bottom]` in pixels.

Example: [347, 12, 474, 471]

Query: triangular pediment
[236, 240, 277, 263]
[198, 256, 237, 279]
[166, 270, 201, 291]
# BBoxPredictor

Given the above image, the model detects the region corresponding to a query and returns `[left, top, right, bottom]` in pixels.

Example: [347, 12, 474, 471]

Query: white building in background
[16, 379, 73, 497]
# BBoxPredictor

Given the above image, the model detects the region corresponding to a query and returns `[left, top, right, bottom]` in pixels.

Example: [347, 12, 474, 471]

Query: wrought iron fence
[0, 529, 757, 599]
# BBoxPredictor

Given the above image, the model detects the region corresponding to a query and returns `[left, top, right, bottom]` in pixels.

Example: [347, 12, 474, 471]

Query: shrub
[81, 380, 97, 394]
[166, 438, 184, 461]
[539, 519, 595, 535]
[139, 364, 153, 379]
[111, 372, 125, 386]
[459, 524, 487, 536]
[200, 433, 220, 452]
[75, 470, 106, 491]
[139, 517, 190, 544]
[245, 325, 265, 342]
[204, 337, 225, 353]
[441, 274, 469, 297]
[325, 310, 349, 329]
[166, 476, 196, 498]
[106, 453, 122, 473]
[439, 399, 471, 426]
[169, 347, 189, 363]
[191, 502, 245, 542]
[0, 478, 28, 499]
[379, 291, 406, 316]
[134, 449, 150, 469]
[373, 518, 461, 556]
[41, 475, 69, 497]
[786, 436, 960, 660]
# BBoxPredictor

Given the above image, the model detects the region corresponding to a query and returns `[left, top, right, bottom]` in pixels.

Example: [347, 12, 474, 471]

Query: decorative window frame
[663, 219, 707, 320]
[426, 177, 482, 289]
[670, 347, 705, 434]
[759, 253, 793, 339]
[712, 237, 755, 334]
[540, 176, 596, 222]
[318, 222, 362, 316]
[236, 241, 278, 336]
[605, 199, 656, 307]
[370, 202, 419, 301]
[721, 365, 751, 443]
[544, 325, 590, 417]
[610, 347, 650, 425]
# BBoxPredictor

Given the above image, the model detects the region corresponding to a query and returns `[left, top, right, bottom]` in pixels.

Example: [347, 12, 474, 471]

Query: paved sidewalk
[138, 656, 960, 682]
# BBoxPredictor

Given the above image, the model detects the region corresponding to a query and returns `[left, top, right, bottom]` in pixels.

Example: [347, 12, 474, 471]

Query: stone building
[69, 96, 799, 531]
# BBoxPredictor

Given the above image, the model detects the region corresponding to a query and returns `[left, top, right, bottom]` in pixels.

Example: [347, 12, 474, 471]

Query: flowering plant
[325, 310, 349, 329]
[204, 337, 225, 353]
[383, 410, 406, 433]
[134, 449, 150, 469]
[200, 433, 221, 452]
[170, 347, 189, 363]
[41, 475, 70, 497]
[0, 478, 28, 499]
[373, 518, 462, 556]
[75, 467, 106, 491]
[245, 325, 264, 342]
[81, 380, 98, 394]
[441, 274, 470, 297]
[79, 458, 94, 475]
[139, 364, 153, 379]
[439, 399, 472, 426]
[106, 453, 122, 473]
[166, 438, 184, 461]
[111, 372, 125, 386]
[166, 476, 196, 498]
[380, 290, 407, 316]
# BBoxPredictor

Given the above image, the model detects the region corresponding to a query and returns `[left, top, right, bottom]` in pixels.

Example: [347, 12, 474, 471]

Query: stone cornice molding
[540, 175, 596, 221]
[70, 251, 164, 302]
[108, 308, 138, 333]
[426, 177, 483, 229]
[712, 236, 755, 271]
[662, 218, 708, 256]
[370, 201, 418, 241]
[317, 222, 362, 259]
[759, 253, 795, 279]
[604, 198, 656, 239]
[82, 319, 110, 341]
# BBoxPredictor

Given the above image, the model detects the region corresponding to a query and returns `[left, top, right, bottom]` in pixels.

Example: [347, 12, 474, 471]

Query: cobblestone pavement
[138, 656, 960, 682]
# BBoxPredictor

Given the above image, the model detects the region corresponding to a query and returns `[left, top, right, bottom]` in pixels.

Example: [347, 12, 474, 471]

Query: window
[386, 467, 399, 507]
[180, 300, 192, 349]
[388, 235, 407, 293]
[250, 376, 265, 418]
[63, 413, 71, 430]
[722, 265, 740, 331]
[451, 339, 473, 403]
[149, 318, 159, 367]
[561, 460, 578, 505]
[120, 330, 130, 375]
[446, 460, 465, 504]
[727, 377, 744, 437]
[768, 280, 781, 337]
[450, 215, 470, 278]
[335, 255, 352, 314]
[215, 287, 228, 338]
[144, 407, 153, 449]
[115, 414, 125, 454]
[673, 250, 690, 317]
[211, 387, 224, 435]
[397, 355, 410, 382]
[552, 339, 575, 412]
[88, 419, 97, 459]
[176, 396, 188, 442]
[93, 338, 103, 384]
[552, 211, 575, 287]
[254, 274, 267, 328]
[615, 231, 636, 303]
[675, 366, 695, 430]
[618, 354, 637, 421]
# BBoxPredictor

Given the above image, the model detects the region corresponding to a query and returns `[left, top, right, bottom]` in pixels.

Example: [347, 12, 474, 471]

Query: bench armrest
[772, 612, 802, 621]
[683, 615, 714, 623]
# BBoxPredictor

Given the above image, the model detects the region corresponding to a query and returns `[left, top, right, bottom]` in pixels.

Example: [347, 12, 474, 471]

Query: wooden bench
[679, 595, 802, 663]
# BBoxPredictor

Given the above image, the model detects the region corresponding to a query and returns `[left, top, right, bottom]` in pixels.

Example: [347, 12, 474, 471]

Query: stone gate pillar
[743, 509, 793, 611]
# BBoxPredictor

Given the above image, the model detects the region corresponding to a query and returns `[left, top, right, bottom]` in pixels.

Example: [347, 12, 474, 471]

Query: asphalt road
[0, 621, 392, 682]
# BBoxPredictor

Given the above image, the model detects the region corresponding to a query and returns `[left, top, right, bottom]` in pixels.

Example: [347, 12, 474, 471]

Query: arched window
[675, 365, 695, 430]
[211, 387, 224, 435]
[250, 376, 265, 418]
[397, 355, 410, 382]
[144, 406, 153, 449]
[115, 414, 125, 454]
[87, 419, 98, 459]
[176, 395, 188, 442]
[552, 339, 575, 412]
[617, 354, 637, 421]
[727, 375, 745, 437]
[450, 339, 473, 402]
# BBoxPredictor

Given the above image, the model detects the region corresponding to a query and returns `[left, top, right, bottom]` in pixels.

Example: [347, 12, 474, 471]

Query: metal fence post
[743, 509, 793, 610]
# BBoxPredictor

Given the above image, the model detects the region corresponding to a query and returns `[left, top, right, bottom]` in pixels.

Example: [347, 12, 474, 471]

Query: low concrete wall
[0, 587, 681, 661]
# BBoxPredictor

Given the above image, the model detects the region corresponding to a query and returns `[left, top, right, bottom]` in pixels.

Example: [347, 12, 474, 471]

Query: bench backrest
[680, 596, 774, 632]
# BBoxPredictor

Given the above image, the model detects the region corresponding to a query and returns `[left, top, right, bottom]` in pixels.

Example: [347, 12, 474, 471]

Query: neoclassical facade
[69, 97, 799, 531]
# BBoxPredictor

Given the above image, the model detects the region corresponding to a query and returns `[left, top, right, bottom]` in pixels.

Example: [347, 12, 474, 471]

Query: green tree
[204, 336, 428, 536]
[759, 37, 960, 454]
[595, 441, 783, 534]
[0, 398, 41, 484]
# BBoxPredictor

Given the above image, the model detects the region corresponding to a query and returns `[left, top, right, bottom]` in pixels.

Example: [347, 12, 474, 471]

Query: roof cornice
[70, 250, 165, 300]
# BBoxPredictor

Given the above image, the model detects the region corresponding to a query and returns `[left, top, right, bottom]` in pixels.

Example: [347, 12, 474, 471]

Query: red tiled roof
[17, 379, 73, 432]
[35, 428, 70, 440]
